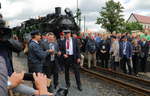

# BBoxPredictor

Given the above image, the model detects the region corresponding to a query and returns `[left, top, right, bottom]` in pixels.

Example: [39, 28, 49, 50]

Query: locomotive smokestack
[55, 7, 61, 15]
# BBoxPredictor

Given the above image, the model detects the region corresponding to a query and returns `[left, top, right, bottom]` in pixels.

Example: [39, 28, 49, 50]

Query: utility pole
[76, 0, 79, 25]
[84, 16, 86, 32]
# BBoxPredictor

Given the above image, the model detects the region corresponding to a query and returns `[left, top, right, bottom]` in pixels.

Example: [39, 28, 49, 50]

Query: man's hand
[33, 73, 53, 96]
[103, 51, 106, 53]
[58, 51, 61, 56]
[77, 58, 81, 64]
[48, 49, 54, 53]
[64, 54, 68, 58]
[8, 72, 24, 89]
[101, 50, 104, 53]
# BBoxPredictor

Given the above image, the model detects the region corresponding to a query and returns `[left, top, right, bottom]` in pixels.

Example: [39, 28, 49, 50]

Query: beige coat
[110, 40, 120, 62]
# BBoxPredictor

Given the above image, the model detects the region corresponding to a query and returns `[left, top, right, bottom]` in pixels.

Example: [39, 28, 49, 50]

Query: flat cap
[30, 30, 40, 36]
[121, 36, 128, 40]
[111, 35, 116, 39]
[63, 30, 71, 33]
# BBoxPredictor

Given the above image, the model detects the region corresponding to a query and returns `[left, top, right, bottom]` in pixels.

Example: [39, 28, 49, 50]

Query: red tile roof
[133, 13, 150, 24]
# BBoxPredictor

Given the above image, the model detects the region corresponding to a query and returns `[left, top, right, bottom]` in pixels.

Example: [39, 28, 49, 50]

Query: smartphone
[23, 73, 34, 81]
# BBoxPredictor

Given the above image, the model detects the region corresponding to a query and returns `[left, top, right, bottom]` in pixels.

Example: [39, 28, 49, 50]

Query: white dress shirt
[32, 40, 39, 44]
[66, 37, 73, 55]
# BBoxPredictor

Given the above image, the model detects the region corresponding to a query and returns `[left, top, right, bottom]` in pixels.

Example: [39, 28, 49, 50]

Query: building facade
[127, 13, 150, 31]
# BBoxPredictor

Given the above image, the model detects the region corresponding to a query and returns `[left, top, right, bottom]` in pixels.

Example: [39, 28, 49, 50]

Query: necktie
[123, 42, 126, 55]
[66, 39, 69, 49]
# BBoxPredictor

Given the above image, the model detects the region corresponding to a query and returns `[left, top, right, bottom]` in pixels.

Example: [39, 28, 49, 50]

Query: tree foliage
[124, 22, 143, 32]
[96, 0, 124, 33]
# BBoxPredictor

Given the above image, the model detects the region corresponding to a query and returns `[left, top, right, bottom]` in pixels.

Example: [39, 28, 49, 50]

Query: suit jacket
[28, 40, 49, 73]
[60, 37, 81, 60]
[85, 39, 97, 53]
[140, 41, 149, 57]
[99, 40, 110, 54]
[40, 40, 60, 67]
[120, 41, 132, 59]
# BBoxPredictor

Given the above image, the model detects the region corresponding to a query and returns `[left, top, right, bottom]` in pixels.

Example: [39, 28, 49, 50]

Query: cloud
[79, 0, 106, 31]
[1, 0, 78, 27]
[80, 0, 105, 13]
[0, 0, 150, 32]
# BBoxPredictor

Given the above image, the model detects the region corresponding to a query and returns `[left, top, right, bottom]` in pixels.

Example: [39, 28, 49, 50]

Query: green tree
[124, 22, 143, 32]
[96, 0, 124, 33]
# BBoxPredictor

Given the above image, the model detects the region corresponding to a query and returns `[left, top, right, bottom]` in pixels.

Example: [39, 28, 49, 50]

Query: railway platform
[12, 53, 139, 96]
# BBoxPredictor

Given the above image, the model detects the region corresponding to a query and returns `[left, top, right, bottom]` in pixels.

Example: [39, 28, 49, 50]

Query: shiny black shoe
[66, 84, 70, 88]
[77, 86, 82, 91]
[54, 85, 58, 89]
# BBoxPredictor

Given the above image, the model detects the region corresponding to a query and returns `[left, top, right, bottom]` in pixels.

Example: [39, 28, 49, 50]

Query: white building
[127, 13, 150, 30]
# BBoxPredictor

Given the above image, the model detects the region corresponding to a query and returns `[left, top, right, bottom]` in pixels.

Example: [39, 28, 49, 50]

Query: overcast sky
[0, 0, 150, 32]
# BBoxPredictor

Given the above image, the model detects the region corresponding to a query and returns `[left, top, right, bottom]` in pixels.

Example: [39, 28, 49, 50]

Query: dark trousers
[112, 62, 119, 71]
[101, 58, 108, 68]
[140, 57, 147, 72]
[110, 56, 119, 70]
[101, 54, 109, 68]
[132, 55, 139, 74]
[120, 56, 132, 75]
[58, 55, 65, 72]
[28, 63, 43, 89]
[64, 55, 81, 87]
[43, 61, 59, 87]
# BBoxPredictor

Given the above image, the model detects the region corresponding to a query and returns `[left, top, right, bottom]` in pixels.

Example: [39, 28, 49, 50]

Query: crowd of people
[25, 29, 150, 94]
[79, 32, 150, 75]
[27, 30, 82, 92]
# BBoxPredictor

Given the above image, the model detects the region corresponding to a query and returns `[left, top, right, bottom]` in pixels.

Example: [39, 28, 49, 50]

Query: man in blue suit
[28, 30, 51, 73]
[120, 36, 133, 75]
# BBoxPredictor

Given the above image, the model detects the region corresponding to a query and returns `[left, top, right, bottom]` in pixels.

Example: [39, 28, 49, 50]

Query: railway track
[81, 67, 150, 96]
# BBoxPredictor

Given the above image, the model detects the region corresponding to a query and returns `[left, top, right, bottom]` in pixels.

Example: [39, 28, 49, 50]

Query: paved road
[12, 52, 136, 96]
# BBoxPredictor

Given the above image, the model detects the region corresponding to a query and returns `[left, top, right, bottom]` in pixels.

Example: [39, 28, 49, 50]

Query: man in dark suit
[120, 36, 133, 75]
[60, 30, 82, 91]
[99, 36, 110, 68]
[139, 37, 149, 72]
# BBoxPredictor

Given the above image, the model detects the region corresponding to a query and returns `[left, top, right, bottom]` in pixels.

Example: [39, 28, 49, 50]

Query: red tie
[66, 39, 69, 49]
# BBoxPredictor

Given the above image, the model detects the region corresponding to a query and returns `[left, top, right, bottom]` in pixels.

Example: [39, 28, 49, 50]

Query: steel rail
[94, 66, 150, 86]
[81, 68, 150, 96]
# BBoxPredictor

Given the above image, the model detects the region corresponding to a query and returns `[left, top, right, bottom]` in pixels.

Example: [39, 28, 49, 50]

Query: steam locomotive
[13, 7, 80, 40]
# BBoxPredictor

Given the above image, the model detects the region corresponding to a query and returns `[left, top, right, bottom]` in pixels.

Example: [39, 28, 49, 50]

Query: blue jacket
[119, 41, 132, 59]
[28, 40, 49, 73]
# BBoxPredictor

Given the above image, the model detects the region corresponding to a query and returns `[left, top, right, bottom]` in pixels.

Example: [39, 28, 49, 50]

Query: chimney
[55, 7, 61, 15]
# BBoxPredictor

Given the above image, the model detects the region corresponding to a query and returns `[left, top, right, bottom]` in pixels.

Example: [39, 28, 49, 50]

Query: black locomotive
[13, 7, 80, 40]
